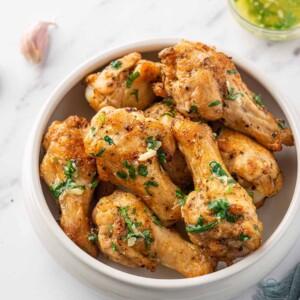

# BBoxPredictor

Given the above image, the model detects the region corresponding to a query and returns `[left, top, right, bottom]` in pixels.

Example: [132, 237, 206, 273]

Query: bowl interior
[39, 49, 297, 279]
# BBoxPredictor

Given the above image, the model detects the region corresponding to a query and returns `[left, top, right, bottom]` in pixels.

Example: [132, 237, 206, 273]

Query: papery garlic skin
[20, 21, 56, 64]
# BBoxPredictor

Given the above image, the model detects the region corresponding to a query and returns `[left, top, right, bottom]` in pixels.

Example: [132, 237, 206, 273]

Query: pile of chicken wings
[40, 40, 294, 278]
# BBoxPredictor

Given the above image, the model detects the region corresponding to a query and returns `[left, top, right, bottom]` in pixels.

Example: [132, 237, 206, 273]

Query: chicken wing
[144, 101, 193, 189]
[40, 116, 99, 258]
[173, 118, 262, 263]
[84, 106, 181, 226]
[216, 127, 283, 208]
[92, 190, 216, 277]
[159, 40, 294, 151]
[85, 52, 161, 111]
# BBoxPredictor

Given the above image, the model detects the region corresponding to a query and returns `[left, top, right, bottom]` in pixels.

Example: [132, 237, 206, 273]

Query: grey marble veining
[0, 0, 300, 299]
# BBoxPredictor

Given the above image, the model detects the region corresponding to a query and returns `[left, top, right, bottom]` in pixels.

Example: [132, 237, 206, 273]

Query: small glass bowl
[228, 0, 300, 41]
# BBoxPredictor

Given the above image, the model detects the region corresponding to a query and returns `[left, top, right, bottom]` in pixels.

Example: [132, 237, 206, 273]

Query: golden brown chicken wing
[40, 116, 99, 258]
[144, 101, 192, 189]
[84, 106, 181, 226]
[92, 190, 216, 277]
[216, 127, 283, 208]
[85, 52, 161, 111]
[173, 118, 262, 263]
[158, 40, 293, 151]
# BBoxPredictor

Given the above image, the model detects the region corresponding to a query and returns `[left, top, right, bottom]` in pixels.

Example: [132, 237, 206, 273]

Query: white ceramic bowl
[22, 38, 300, 300]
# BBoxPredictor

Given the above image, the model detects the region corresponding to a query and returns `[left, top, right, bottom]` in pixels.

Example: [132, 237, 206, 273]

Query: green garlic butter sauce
[234, 0, 300, 30]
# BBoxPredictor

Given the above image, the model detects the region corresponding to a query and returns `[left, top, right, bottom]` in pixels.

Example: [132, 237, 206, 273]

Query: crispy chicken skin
[173, 118, 262, 262]
[92, 190, 216, 277]
[144, 102, 192, 188]
[217, 127, 283, 208]
[84, 106, 181, 226]
[158, 40, 294, 151]
[40, 116, 99, 258]
[85, 52, 161, 111]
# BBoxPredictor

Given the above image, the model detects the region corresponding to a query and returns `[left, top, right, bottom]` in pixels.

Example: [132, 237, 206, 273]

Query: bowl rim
[23, 38, 300, 290]
[227, 0, 300, 40]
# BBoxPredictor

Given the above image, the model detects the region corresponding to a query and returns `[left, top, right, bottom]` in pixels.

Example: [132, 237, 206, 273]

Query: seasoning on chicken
[92, 190, 216, 277]
[158, 40, 294, 151]
[144, 101, 193, 189]
[173, 118, 263, 263]
[84, 106, 181, 226]
[85, 52, 161, 111]
[216, 127, 283, 208]
[40, 116, 99, 258]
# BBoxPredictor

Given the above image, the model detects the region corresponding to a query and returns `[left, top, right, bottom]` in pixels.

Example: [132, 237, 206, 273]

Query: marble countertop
[1, 0, 300, 299]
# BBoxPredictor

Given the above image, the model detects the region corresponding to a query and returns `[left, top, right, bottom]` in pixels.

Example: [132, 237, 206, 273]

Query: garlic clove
[20, 21, 56, 64]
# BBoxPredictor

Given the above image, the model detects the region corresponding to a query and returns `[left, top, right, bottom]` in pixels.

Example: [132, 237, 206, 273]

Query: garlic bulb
[20, 21, 56, 64]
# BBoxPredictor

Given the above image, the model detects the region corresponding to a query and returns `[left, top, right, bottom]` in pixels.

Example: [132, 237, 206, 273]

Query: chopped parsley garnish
[208, 100, 221, 107]
[126, 71, 140, 88]
[138, 165, 148, 177]
[88, 233, 98, 243]
[161, 110, 175, 118]
[50, 160, 85, 199]
[225, 185, 233, 194]
[118, 206, 153, 250]
[190, 105, 198, 113]
[111, 242, 117, 251]
[227, 88, 244, 100]
[104, 135, 114, 145]
[151, 213, 162, 227]
[176, 190, 187, 206]
[249, 191, 254, 199]
[116, 170, 128, 180]
[208, 198, 242, 223]
[97, 112, 106, 123]
[141, 229, 153, 250]
[227, 69, 238, 74]
[146, 136, 158, 150]
[130, 89, 139, 101]
[91, 126, 96, 137]
[209, 161, 228, 177]
[253, 94, 265, 108]
[278, 120, 286, 130]
[239, 233, 251, 241]
[110, 60, 122, 69]
[186, 215, 218, 233]
[144, 180, 158, 195]
[254, 224, 259, 231]
[131, 208, 137, 215]
[163, 98, 174, 106]
[90, 148, 106, 157]
[63, 159, 77, 178]
[157, 147, 166, 164]
[89, 172, 99, 189]
[122, 161, 136, 179]
[103, 135, 115, 145]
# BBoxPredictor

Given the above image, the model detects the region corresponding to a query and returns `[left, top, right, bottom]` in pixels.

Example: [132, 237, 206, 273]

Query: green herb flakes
[122, 161, 136, 179]
[90, 148, 106, 157]
[157, 147, 167, 164]
[110, 60, 122, 69]
[190, 105, 198, 113]
[130, 89, 139, 101]
[239, 233, 251, 241]
[186, 215, 218, 233]
[253, 94, 265, 108]
[104, 135, 114, 145]
[278, 120, 286, 130]
[126, 72, 140, 88]
[208, 100, 221, 107]
[138, 165, 148, 177]
[227, 69, 238, 74]
[88, 233, 98, 243]
[111, 242, 117, 251]
[144, 180, 158, 195]
[161, 110, 175, 118]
